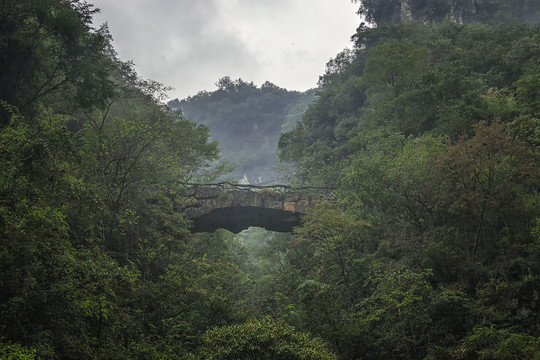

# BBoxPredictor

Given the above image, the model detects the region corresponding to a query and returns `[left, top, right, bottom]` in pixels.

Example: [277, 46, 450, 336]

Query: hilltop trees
[168, 78, 315, 184]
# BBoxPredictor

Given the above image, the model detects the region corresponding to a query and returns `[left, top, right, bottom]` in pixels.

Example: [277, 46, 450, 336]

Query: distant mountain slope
[168, 77, 315, 184]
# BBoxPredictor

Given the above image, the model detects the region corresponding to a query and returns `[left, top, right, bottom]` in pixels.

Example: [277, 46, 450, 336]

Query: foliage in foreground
[196, 319, 337, 360]
[272, 16, 540, 360]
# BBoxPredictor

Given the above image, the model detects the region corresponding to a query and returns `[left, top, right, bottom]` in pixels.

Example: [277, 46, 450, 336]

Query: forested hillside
[1, 0, 539, 359]
[0, 1, 335, 358]
[168, 80, 315, 184]
[273, 0, 540, 359]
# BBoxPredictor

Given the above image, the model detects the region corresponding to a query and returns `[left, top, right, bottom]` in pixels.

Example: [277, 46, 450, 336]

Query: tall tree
[0, 0, 114, 125]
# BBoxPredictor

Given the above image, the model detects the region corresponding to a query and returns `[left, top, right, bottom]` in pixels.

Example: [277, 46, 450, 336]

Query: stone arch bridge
[178, 182, 331, 233]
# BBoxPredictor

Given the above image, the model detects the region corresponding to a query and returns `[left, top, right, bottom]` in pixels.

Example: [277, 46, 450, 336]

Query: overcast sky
[90, 0, 361, 100]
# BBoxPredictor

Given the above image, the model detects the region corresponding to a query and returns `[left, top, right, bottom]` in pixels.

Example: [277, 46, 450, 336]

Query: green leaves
[0, 340, 41, 360]
[356, 269, 434, 359]
[0, 0, 114, 124]
[0, 2, 232, 357]
[363, 39, 430, 100]
[197, 319, 337, 360]
[462, 326, 540, 359]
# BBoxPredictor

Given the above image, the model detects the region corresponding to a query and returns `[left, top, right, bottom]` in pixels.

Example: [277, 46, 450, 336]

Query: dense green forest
[274, 0, 540, 358]
[168, 80, 316, 184]
[1, 0, 539, 359]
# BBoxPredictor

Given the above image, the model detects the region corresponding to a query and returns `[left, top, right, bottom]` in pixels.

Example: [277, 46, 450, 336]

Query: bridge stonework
[179, 185, 324, 233]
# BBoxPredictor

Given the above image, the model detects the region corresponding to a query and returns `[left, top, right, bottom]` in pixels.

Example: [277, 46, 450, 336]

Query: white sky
[90, 0, 361, 100]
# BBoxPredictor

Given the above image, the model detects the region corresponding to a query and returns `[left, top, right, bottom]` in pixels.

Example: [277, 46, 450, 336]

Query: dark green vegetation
[168, 79, 316, 184]
[272, 1, 540, 359]
[0, 1, 333, 358]
[1, 0, 539, 359]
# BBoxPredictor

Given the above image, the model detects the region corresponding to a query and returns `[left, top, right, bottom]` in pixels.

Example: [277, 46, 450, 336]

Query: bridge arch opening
[190, 206, 302, 233]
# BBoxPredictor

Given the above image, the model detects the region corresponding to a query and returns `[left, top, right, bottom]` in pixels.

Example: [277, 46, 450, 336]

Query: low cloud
[91, 0, 360, 99]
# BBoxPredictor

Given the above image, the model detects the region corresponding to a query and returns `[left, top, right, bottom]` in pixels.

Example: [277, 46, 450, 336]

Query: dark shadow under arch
[190, 206, 302, 233]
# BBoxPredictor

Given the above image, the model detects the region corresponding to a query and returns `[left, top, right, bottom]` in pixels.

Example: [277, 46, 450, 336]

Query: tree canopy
[274, 11, 540, 360]
[1, 0, 539, 359]
[168, 78, 315, 184]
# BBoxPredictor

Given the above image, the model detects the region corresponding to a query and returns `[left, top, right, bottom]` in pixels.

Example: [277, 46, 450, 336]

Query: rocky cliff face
[360, 0, 538, 27]
[450, 0, 477, 24]
[401, 0, 413, 22]
[385, 0, 478, 24]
